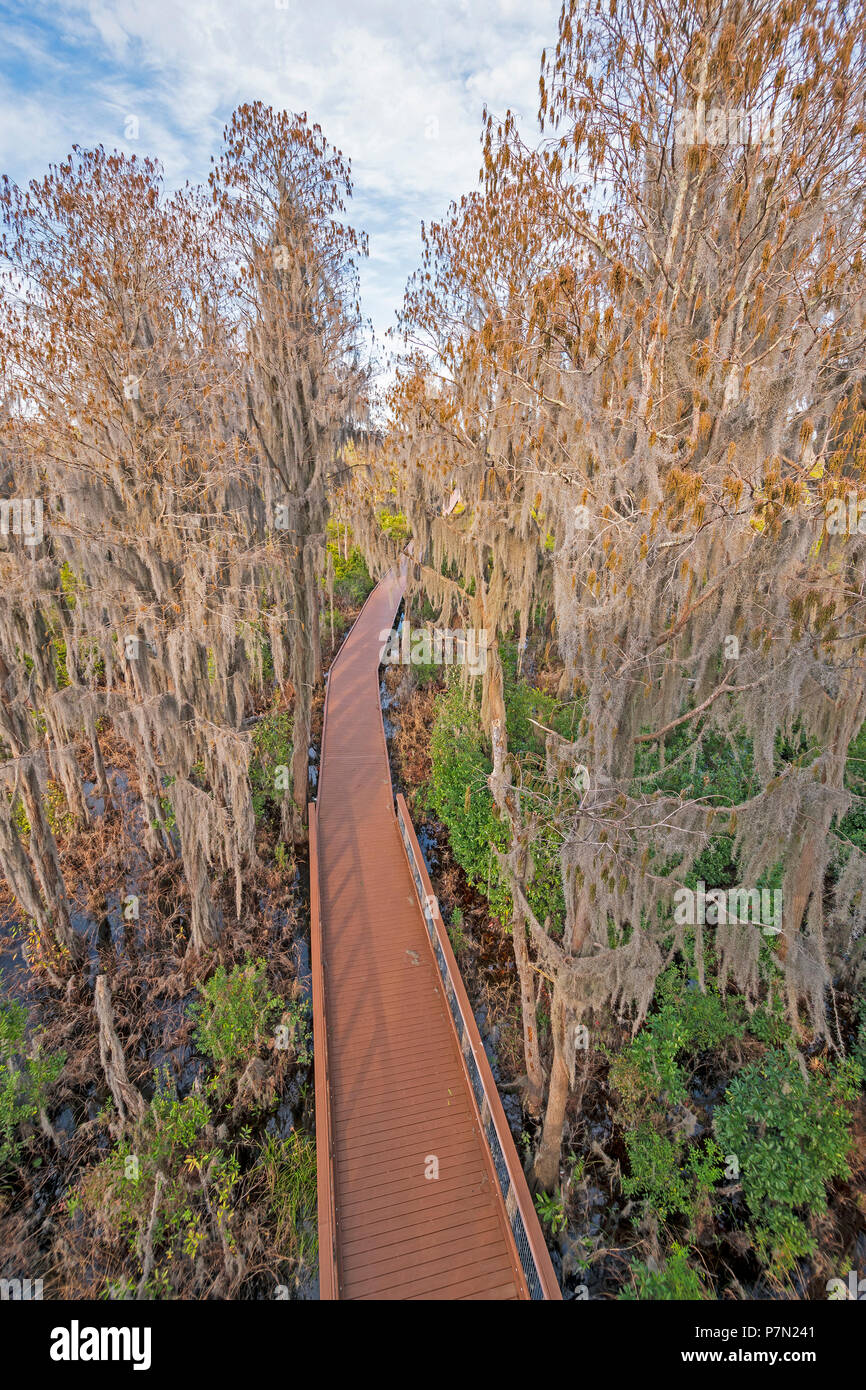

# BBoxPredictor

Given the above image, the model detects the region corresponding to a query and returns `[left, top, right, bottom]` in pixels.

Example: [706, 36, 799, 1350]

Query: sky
[0, 0, 560, 364]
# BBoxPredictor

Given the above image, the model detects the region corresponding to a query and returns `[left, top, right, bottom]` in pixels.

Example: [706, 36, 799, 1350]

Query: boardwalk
[310, 565, 560, 1300]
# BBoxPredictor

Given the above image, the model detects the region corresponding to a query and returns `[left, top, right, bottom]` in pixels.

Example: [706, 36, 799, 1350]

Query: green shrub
[620, 1242, 711, 1300]
[425, 677, 569, 930]
[425, 682, 511, 920]
[191, 957, 283, 1093]
[534, 1187, 567, 1234]
[621, 1124, 723, 1222]
[610, 964, 734, 1226]
[50, 637, 72, 689]
[249, 708, 292, 822]
[152, 774, 177, 834]
[713, 1049, 859, 1271]
[76, 1079, 239, 1293]
[0, 999, 65, 1169]
[834, 717, 866, 856]
[378, 509, 410, 545]
[447, 918, 468, 954]
[746, 973, 792, 1046]
[258, 635, 276, 687]
[45, 780, 76, 836]
[256, 1130, 318, 1266]
[499, 639, 577, 751]
[322, 608, 348, 641]
[282, 997, 313, 1067]
[655, 964, 745, 1054]
[611, 964, 744, 1126]
[325, 523, 373, 607]
[11, 782, 77, 839]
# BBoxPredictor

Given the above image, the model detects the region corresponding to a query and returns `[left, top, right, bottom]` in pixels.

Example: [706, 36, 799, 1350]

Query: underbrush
[383, 650, 866, 1302]
[0, 996, 65, 1172]
[0, 728, 317, 1301]
[57, 952, 316, 1299]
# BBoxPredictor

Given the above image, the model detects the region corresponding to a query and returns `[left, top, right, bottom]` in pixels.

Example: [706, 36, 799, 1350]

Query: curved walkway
[310, 564, 560, 1300]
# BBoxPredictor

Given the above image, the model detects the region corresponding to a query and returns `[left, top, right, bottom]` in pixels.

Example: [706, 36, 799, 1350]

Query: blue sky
[0, 0, 559, 361]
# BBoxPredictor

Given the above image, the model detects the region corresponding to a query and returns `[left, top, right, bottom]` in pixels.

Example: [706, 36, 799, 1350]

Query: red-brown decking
[310, 565, 560, 1300]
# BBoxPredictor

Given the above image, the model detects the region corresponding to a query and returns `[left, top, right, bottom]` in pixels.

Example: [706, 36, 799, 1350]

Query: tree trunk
[20, 767, 79, 960]
[87, 708, 113, 810]
[512, 906, 545, 1113]
[533, 984, 570, 1192]
[305, 541, 323, 688]
[170, 779, 220, 952]
[95, 974, 146, 1126]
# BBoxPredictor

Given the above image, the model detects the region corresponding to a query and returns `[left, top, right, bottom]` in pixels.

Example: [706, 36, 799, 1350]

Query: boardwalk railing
[395, 793, 561, 1301]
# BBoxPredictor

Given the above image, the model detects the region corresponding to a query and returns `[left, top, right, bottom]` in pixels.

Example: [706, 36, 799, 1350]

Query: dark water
[416, 826, 438, 874]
